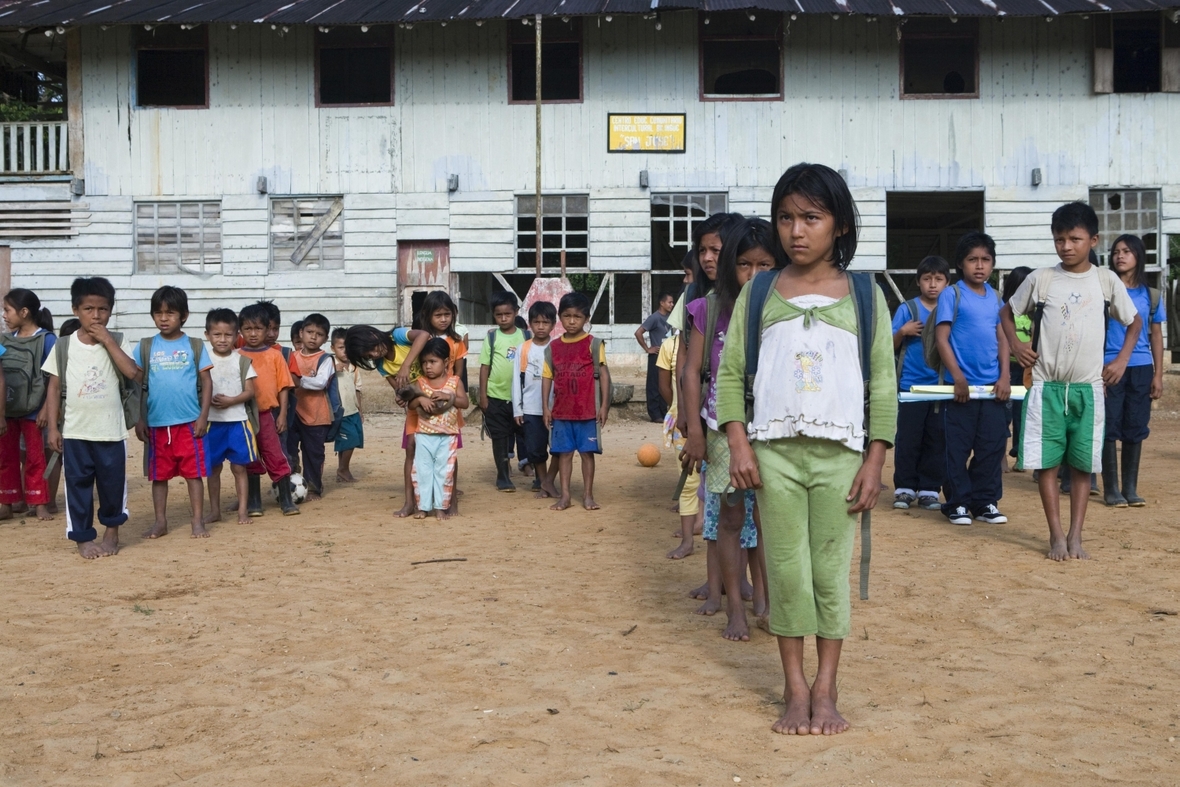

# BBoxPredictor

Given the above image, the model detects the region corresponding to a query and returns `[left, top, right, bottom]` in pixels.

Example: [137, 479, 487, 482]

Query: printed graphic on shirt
[1057, 290, 1097, 355]
[794, 350, 823, 392]
[152, 347, 196, 371]
[79, 366, 109, 399]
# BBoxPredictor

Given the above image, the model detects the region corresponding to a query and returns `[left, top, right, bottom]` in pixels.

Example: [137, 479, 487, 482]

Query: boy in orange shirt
[288, 313, 336, 501]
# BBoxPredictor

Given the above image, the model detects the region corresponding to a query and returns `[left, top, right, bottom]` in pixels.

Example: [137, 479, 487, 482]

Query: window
[135, 202, 221, 275]
[316, 28, 393, 106]
[650, 192, 728, 270]
[1090, 189, 1160, 268]
[700, 13, 781, 100]
[515, 195, 588, 269]
[900, 19, 978, 98]
[885, 191, 984, 308]
[509, 19, 582, 103]
[1094, 13, 1180, 94]
[270, 197, 345, 271]
[136, 27, 207, 108]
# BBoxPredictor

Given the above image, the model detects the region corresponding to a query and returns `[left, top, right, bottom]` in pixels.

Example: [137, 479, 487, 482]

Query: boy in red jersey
[541, 292, 611, 511]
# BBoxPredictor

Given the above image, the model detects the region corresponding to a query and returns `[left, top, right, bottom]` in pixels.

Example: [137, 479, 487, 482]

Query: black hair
[1089, 248, 1100, 267]
[952, 231, 997, 270]
[687, 212, 741, 298]
[257, 299, 281, 325]
[1002, 266, 1033, 303]
[489, 289, 520, 313]
[330, 327, 348, 343]
[420, 337, 451, 363]
[239, 302, 270, 327]
[915, 255, 951, 280]
[528, 300, 557, 323]
[714, 217, 778, 311]
[205, 308, 239, 332]
[3, 288, 53, 332]
[150, 285, 189, 317]
[418, 290, 461, 342]
[658, 291, 676, 304]
[290, 320, 305, 342]
[1051, 201, 1099, 237]
[344, 325, 393, 370]
[59, 318, 81, 337]
[770, 163, 859, 270]
[302, 313, 330, 335]
[558, 291, 592, 319]
[70, 277, 116, 309]
[1110, 234, 1148, 288]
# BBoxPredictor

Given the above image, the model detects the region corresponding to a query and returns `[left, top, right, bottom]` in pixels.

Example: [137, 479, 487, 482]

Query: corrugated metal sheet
[0, 0, 1174, 24]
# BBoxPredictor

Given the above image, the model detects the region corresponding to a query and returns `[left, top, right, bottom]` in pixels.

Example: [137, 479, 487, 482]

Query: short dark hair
[915, 255, 951, 280]
[331, 327, 348, 343]
[150, 285, 189, 317]
[528, 300, 557, 323]
[953, 231, 997, 270]
[1110, 234, 1148, 288]
[1002, 266, 1033, 303]
[658, 291, 676, 303]
[558, 291, 592, 318]
[303, 313, 330, 334]
[205, 308, 238, 332]
[344, 325, 392, 370]
[70, 277, 115, 309]
[420, 337, 451, 362]
[257, 299, 281, 325]
[59, 318, 81, 337]
[490, 289, 519, 312]
[239, 302, 270, 327]
[290, 320, 305, 342]
[1051, 201, 1099, 237]
[771, 163, 859, 270]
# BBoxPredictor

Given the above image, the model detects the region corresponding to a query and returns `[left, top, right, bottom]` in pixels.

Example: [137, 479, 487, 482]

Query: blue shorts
[550, 418, 600, 455]
[204, 421, 258, 472]
[335, 412, 365, 453]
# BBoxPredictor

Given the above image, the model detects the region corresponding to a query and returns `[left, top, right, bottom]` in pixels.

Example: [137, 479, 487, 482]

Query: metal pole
[535, 13, 543, 277]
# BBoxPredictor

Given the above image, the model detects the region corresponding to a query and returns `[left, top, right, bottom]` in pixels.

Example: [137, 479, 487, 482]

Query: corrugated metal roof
[0, 0, 1174, 25]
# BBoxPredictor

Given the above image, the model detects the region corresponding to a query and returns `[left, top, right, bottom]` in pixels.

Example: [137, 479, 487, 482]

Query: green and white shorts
[1019, 381, 1104, 473]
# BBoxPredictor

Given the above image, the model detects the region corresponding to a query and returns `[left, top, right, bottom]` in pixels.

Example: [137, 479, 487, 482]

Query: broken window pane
[700, 13, 781, 98]
[270, 197, 345, 271]
[136, 202, 221, 275]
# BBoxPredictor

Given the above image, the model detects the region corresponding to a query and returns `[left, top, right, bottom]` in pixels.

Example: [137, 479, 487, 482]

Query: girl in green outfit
[716, 164, 897, 736]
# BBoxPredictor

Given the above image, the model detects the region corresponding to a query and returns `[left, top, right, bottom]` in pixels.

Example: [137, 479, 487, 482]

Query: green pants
[753, 437, 863, 640]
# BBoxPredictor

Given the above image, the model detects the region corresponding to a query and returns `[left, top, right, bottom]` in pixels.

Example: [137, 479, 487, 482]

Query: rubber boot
[492, 437, 515, 492]
[247, 474, 264, 517]
[1089, 473, 1099, 495]
[1121, 441, 1145, 506]
[1102, 440, 1128, 508]
[277, 474, 301, 516]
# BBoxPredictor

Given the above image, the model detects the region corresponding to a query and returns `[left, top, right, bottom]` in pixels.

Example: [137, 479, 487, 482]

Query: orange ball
[636, 443, 661, 468]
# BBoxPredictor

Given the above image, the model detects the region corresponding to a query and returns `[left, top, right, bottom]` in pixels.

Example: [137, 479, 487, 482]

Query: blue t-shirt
[1105, 284, 1164, 367]
[135, 334, 213, 427]
[891, 300, 938, 390]
[936, 281, 1001, 385]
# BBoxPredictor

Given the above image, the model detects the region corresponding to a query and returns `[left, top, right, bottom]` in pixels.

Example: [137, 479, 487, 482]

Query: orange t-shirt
[406, 334, 467, 435]
[240, 345, 293, 411]
[289, 350, 333, 427]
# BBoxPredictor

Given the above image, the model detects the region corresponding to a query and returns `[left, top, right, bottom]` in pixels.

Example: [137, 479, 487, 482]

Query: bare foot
[413, 511, 427, 520]
[203, 510, 223, 525]
[694, 597, 721, 616]
[336, 470, 357, 483]
[143, 521, 168, 539]
[98, 528, 119, 556]
[688, 583, 709, 600]
[47, 502, 59, 515]
[666, 540, 694, 559]
[395, 502, 416, 518]
[741, 579, 754, 602]
[722, 608, 750, 642]
[1068, 537, 1090, 560]
[539, 479, 559, 499]
[236, 511, 250, 525]
[753, 595, 769, 618]
[809, 687, 849, 735]
[0, 504, 12, 520]
[35, 504, 52, 521]
[190, 521, 211, 539]
[305, 492, 321, 502]
[77, 540, 106, 559]
[534, 488, 554, 499]
[12, 502, 28, 514]
[1047, 537, 1069, 561]
[771, 692, 812, 735]
[583, 496, 600, 511]
[550, 495, 571, 511]
[436, 509, 452, 521]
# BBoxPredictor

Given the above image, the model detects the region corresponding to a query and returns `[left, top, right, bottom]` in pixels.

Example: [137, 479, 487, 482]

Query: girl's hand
[679, 430, 706, 473]
[35, 408, 48, 429]
[393, 369, 411, 390]
[847, 448, 885, 513]
[1151, 375, 1164, 400]
[728, 436, 761, 490]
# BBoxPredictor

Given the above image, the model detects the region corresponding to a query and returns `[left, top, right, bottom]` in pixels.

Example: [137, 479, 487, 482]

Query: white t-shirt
[42, 335, 133, 442]
[337, 365, 361, 417]
[207, 349, 257, 423]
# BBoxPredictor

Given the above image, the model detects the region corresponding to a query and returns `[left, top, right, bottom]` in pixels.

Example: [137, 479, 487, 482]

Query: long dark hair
[714, 217, 777, 312]
[416, 290, 461, 342]
[1110, 234, 1147, 289]
[4, 288, 53, 332]
[344, 325, 393, 371]
[686, 211, 741, 300]
[770, 163, 859, 270]
[1002, 266, 1033, 303]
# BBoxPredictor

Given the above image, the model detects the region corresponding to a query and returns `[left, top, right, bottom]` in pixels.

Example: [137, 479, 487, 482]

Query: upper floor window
[135, 201, 221, 275]
[316, 27, 394, 106]
[900, 19, 978, 99]
[699, 13, 782, 100]
[136, 27, 208, 108]
[1094, 13, 1180, 94]
[509, 18, 582, 103]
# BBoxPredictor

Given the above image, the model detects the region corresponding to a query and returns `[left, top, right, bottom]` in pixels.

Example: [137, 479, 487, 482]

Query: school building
[0, 0, 1177, 359]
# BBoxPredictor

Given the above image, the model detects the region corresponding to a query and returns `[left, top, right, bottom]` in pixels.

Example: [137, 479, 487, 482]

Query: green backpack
[0, 332, 48, 418]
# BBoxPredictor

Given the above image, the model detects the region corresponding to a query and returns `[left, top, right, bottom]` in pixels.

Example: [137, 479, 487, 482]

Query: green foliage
[0, 99, 63, 123]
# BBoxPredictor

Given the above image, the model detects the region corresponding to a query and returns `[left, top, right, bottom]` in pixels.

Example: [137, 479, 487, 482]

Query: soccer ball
[636, 443, 661, 467]
[289, 473, 309, 503]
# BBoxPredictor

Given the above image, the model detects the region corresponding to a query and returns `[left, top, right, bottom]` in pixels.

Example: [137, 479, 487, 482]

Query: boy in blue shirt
[934, 232, 1011, 526]
[892, 255, 950, 510]
[135, 286, 214, 539]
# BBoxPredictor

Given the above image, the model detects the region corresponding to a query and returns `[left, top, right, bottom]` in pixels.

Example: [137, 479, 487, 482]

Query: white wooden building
[0, 0, 1177, 358]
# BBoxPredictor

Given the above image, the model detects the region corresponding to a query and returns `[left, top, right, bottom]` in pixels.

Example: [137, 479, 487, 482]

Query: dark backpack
[0, 331, 48, 418]
[895, 297, 923, 385]
[320, 353, 344, 443]
[54, 333, 140, 430]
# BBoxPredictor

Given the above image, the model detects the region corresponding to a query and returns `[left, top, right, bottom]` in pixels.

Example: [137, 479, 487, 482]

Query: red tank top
[550, 335, 597, 421]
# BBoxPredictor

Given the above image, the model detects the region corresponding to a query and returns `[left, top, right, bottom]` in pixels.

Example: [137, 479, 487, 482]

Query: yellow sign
[607, 114, 686, 153]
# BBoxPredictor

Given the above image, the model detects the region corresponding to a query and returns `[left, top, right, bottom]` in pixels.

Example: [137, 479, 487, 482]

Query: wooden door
[397, 241, 450, 324]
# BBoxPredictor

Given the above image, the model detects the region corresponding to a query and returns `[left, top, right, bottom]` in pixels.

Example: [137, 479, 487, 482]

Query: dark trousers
[483, 397, 518, 486]
[1008, 361, 1025, 455]
[646, 353, 667, 423]
[62, 439, 128, 543]
[1105, 364, 1154, 442]
[285, 403, 301, 468]
[942, 399, 1008, 514]
[893, 401, 945, 493]
[293, 420, 329, 494]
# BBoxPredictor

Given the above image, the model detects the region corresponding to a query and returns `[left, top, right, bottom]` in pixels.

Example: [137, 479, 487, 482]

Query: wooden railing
[0, 121, 69, 174]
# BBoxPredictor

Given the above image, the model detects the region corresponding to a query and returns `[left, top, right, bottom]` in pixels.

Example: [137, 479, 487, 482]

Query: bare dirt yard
[3, 379, 1179, 785]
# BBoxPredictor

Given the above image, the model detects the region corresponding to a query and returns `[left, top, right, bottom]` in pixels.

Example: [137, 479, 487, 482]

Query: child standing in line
[1, 288, 56, 521]
[1001, 266, 1033, 470]
[287, 313, 336, 501]
[135, 286, 214, 539]
[541, 292, 611, 512]
[479, 291, 528, 491]
[658, 332, 703, 560]
[934, 232, 1011, 526]
[331, 327, 364, 483]
[43, 277, 140, 558]
[398, 338, 468, 520]
[285, 320, 305, 472]
[719, 163, 897, 736]
[1001, 202, 1140, 560]
[512, 299, 558, 498]
[891, 255, 950, 510]
[238, 303, 299, 516]
[202, 308, 259, 526]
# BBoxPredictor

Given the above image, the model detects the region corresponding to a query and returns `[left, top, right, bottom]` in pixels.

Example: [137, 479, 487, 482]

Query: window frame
[1089, 188, 1162, 269]
[314, 27, 395, 108]
[898, 19, 980, 101]
[134, 200, 222, 276]
[507, 19, 584, 105]
[698, 12, 783, 103]
[134, 27, 209, 110]
[514, 194, 589, 270]
[268, 196, 346, 272]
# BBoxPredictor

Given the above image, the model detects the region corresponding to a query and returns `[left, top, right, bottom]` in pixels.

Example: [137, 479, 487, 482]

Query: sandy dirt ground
[2, 380, 1180, 786]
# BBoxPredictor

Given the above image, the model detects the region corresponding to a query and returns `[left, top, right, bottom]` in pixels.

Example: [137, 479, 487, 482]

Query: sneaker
[946, 506, 972, 526]
[893, 492, 916, 509]
[917, 494, 941, 510]
[975, 504, 1008, 524]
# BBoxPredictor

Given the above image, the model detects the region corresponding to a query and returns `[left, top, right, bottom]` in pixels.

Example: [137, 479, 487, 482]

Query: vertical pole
[66, 29, 84, 177]
[535, 13, 543, 277]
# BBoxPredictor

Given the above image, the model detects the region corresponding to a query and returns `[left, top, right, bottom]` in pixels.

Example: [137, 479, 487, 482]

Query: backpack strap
[699, 292, 721, 385]
[1030, 268, 1054, 353]
[238, 353, 260, 435]
[905, 297, 921, 323]
[1149, 286, 1162, 319]
[897, 298, 922, 387]
[590, 336, 605, 413]
[742, 270, 780, 422]
[138, 338, 152, 422]
[847, 271, 878, 602]
[486, 328, 497, 360]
